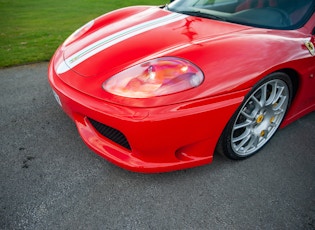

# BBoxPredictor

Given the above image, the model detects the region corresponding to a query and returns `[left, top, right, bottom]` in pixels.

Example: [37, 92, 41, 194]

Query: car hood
[57, 6, 246, 77]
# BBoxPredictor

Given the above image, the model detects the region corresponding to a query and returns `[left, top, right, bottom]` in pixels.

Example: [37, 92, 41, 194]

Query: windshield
[167, 0, 315, 30]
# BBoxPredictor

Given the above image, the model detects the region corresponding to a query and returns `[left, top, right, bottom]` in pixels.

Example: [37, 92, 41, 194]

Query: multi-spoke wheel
[217, 72, 292, 160]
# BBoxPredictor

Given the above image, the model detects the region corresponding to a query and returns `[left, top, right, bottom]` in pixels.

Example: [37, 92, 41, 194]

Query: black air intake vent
[88, 118, 131, 150]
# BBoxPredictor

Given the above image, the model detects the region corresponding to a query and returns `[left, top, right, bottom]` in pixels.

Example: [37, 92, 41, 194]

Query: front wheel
[217, 72, 292, 160]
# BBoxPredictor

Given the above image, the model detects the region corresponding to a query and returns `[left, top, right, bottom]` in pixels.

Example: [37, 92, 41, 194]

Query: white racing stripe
[57, 12, 187, 74]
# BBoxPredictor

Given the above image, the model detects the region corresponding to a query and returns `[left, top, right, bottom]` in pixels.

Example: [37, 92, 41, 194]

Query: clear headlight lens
[103, 57, 204, 98]
[64, 20, 94, 46]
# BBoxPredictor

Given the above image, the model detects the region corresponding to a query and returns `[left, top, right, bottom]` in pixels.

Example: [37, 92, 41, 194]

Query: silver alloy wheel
[231, 79, 290, 156]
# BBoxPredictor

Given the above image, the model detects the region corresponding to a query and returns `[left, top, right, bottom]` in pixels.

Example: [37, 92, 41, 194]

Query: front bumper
[48, 61, 248, 173]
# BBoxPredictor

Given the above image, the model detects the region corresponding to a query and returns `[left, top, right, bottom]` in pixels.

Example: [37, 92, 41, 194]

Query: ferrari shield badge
[305, 40, 315, 56]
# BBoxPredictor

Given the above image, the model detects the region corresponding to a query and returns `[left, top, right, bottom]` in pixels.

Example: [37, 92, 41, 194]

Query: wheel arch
[216, 70, 296, 159]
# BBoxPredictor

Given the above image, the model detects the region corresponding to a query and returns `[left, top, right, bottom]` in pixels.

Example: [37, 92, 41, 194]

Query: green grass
[0, 0, 166, 67]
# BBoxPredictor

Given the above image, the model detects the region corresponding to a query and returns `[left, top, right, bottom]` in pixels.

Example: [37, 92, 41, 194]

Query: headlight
[64, 20, 94, 46]
[103, 57, 204, 98]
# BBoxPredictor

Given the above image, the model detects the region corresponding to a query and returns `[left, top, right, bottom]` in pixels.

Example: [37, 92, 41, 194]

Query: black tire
[217, 72, 293, 160]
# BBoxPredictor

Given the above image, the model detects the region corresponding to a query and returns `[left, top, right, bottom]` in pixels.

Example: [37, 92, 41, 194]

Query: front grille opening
[88, 118, 131, 150]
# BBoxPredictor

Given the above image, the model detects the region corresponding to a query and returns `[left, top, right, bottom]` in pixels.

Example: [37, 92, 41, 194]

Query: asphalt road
[1, 63, 314, 230]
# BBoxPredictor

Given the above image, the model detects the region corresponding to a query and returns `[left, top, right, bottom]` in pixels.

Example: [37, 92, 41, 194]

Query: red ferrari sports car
[48, 0, 315, 173]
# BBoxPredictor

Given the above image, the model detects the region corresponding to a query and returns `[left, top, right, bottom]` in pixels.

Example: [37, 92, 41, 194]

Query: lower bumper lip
[75, 115, 213, 173]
